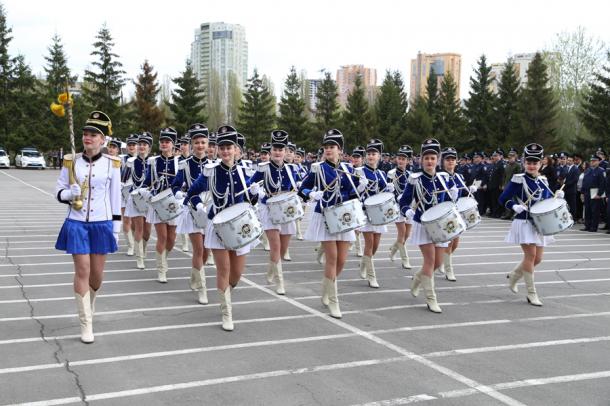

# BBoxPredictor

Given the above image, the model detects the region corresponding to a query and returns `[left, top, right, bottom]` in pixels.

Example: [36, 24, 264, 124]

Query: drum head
[530, 198, 562, 214]
[213, 202, 251, 224]
[267, 192, 296, 204]
[457, 197, 477, 211]
[421, 201, 455, 222]
[151, 188, 172, 202]
[364, 192, 393, 205]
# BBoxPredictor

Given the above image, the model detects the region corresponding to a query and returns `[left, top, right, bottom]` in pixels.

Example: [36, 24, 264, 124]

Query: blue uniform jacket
[399, 171, 452, 223]
[128, 156, 148, 190]
[581, 166, 605, 197]
[357, 164, 389, 201]
[498, 173, 553, 220]
[446, 172, 469, 199]
[297, 160, 358, 213]
[143, 155, 179, 195]
[172, 155, 208, 193]
[249, 161, 298, 204]
[388, 167, 410, 201]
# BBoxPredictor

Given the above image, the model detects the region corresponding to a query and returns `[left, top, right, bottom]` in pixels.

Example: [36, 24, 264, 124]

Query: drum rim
[212, 202, 253, 224]
[364, 192, 395, 205]
[150, 188, 173, 202]
[529, 198, 566, 215]
[266, 191, 298, 203]
[420, 202, 458, 222]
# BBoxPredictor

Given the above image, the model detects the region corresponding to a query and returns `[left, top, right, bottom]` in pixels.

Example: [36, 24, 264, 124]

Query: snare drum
[364, 192, 400, 225]
[189, 192, 211, 229]
[266, 192, 305, 224]
[323, 199, 367, 234]
[212, 202, 263, 250]
[456, 196, 481, 230]
[121, 181, 133, 202]
[130, 189, 149, 214]
[150, 188, 183, 222]
[529, 198, 574, 236]
[420, 201, 467, 243]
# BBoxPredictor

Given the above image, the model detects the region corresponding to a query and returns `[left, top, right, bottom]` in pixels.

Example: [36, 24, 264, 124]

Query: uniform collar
[422, 170, 435, 179]
[270, 160, 284, 169]
[364, 164, 377, 171]
[82, 152, 102, 163]
[191, 155, 206, 164]
[324, 159, 340, 169]
[220, 161, 236, 171]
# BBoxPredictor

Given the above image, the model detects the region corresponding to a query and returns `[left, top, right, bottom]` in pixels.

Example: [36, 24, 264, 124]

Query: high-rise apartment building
[336, 65, 377, 107]
[489, 53, 537, 93]
[305, 78, 323, 112]
[409, 52, 461, 101]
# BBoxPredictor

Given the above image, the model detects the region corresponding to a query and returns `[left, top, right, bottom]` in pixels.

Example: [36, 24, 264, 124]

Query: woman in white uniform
[387, 145, 414, 269]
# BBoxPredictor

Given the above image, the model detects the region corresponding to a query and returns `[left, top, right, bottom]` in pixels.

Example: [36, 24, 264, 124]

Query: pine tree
[133, 60, 164, 134]
[341, 74, 374, 147]
[237, 69, 276, 148]
[374, 70, 409, 148]
[0, 4, 13, 145]
[82, 24, 126, 133]
[314, 71, 340, 132]
[425, 68, 440, 135]
[464, 55, 497, 149]
[495, 58, 521, 148]
[170, 60, 207, 134]
[405, 95, 433, 143]
[435, 72, 465, 147]
[517, 52, 559, 149]
[578, 53, 610, 149]
[277, 66, 310, 147]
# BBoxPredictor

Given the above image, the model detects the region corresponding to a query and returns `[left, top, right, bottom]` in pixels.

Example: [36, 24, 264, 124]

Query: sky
[3, 0, 610, 100]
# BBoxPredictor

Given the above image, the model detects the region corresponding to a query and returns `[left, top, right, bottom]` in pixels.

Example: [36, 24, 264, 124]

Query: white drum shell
[266, 192, 305, 225]
[323, 199, 367, 234]
[130, 189, 148, 213]
[364, 192, 400, 225]
[190, 192, 211, 229]
[529, 198, 574, 236]
[212, 203, 263, 250]
[420, 201, 467, 243]
[456, 197, 481, 230]
[150, 189, 183, 222]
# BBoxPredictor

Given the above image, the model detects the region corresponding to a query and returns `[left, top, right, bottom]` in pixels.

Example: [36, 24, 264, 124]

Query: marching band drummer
[120, 135, 138, 256]
[55, 111, 120, 343]
[172, 124, 211, 305]
[387, 145, 414, 270]
[357, 138, 392, 289]
[399, 138, 454, 313]
[350, 146, 366, 258]
[281, 141, 299, 261]
[499, 143, 562, 307]
[257, 142, 272, 251]
[293, 147, 308, 241]
[437, 147, 478, 281]
[249, 130, 299, 295]
[177, 134, 192, 253]
[141, 127, 180, 283]
[298, 129, 364, 319]
[184, 126, 257, 331]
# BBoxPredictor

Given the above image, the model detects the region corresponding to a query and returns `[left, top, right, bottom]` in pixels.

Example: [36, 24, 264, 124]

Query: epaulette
[408, 172, 423, 184]
[310, 162, 322, 173]
[147, 156, 158, 164]
[103, 153, 122, 168]
[511, 173, 525, 184]
[178, 159, 188, 170]
[257, 161, 270, 172]
[203, 162, 219, 176]
[436, 171, 449, 179]
[387, 168, 396, 179]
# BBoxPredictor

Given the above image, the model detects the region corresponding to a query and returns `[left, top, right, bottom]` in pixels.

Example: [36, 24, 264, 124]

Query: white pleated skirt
[203, 219, 255, 256]
[394, 214, 412, 225]
[505, 219, 554, 247]
[359, 221, 388, 234]
[146, 206, 179, 226]
[176, 209, 204, 235]
[124, 196, 146, 218]
[259, 203, 296, 235]
[407, 221, 450, 248]
[304, 212, 356, 242]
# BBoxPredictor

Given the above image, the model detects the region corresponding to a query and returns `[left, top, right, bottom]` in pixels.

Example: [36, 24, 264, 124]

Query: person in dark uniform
[581, 154, 606, 232]
[488, 149, 505, 218]
[470, 152, 488, 215]
[605, 164, 610, 233]
[573, 153, 585, 222]
[540, 155, 557, 192]
[596, 148, 608, 169]
[563, 153, 580, 222]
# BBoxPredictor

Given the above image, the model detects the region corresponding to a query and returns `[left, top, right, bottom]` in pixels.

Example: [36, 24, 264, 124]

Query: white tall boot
[316, 243, 325, 264]
[283, 248, 292, 261]
[411, 270, 423, 297]
[89, 287, 98, 315]
[421, 274, 442, 313]
[399, 243, 412, 269]
[444, 252, 456, 281]
[205, 250, 215, 266]
[321, 277, 330, 306]
[181, 234, 189, 252]
[142, 240, 148, 257]
[157, 250, 167, 283]
[261, 232, 270, 251]
[135, 240, 145, 269]
[364, 255, 379, 288]
[296, 219, 304, 240]
[75, 292, 94, 343]
[523, 271, 543, 306]
[125, 229, 135, 256]
[435, 263, 445, 276]
[507, 264, 524, 293]
[194, 266, 208, 304]
[218, 287, 234, 331]
[266, 261, 275, 284]
[359, 256, 367, 279]
[325, 277, 342, 318]
[389, 241, 400, 261]
[354, 234, 363, 257]
[273, 261, 285, 295]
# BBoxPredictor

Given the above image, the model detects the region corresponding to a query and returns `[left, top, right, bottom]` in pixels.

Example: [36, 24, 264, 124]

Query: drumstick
[554, 183, 566, 198]
[235, 180, 264, 197]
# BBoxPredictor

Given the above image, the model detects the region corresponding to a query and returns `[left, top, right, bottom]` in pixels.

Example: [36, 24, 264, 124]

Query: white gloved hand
[469, 185, 478, 194]
[386, 183, 395, 193]
[175, 190, 185, 200]
[296, 181, 302, 188]
[555, 190, 565, 199]
[405, 208, 415, 220]
[196, 202, 204, 211]
[114, 232, 120, 246]
[258, 189, 266, 199]
[449, 186, 459, 200]
[357, 177, 369, 193]
[112, 220, 122, 234]
[310, 190, 324, 201]
[512, 204, 527, 214]
[250, 182, 261, 195]
[139, 189, 151, 201]
[70, 183, 81, 199]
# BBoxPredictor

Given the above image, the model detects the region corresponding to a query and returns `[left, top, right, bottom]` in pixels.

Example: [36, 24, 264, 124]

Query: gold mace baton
[63, 85, 85, 210]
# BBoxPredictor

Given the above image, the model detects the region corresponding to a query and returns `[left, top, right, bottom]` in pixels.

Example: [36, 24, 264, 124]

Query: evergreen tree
[578, 53, 610, 149]
[0, 4, 13, 145]
[464, 55, 497, 149]
[277, 66, 310, 147]
[133, 60, 164, 134]
[82, 24, 126, 133]
[517, 52, 559, 148]
[237, 69, 276, 147]
[43, 34, 77, 98]
[405, 95, 433, 143]
[495, 58, 521, 148]
[374, 70, 408, 147]
[170, 60, 207, 134]
[314, 71, 340, 132]
[435, 72, 465, 147]
[341, 74, 374, 147]
[425, 68, 440, 134]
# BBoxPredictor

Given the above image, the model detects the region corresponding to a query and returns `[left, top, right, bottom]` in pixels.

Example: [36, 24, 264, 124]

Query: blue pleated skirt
[55, 219, 118, 255]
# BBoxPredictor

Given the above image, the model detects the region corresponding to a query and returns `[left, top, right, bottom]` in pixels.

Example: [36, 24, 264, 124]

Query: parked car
[0, 148, 9, 168]
[15, 147, 46, 169]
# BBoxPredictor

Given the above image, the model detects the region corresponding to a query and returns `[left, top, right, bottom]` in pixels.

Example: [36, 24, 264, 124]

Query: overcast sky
[3, 0, 609, 99]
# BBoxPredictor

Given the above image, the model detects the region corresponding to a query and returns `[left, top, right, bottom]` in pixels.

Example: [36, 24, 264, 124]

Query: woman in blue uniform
[399, 138, 453, 313]
[120, 135, 138, 256]
[141, 128, 179, 283]
[499, 143, 563, 306]
[387, 145, 414, 270]
[185, 126, 257, 331]
[55, 111, 120, 343]
[293, 147, 308, 241]
[357, 138, 392, 288]
[173, 124, 210, 305]
[298, 129, 363, 318]
[350, 146, 366, 258]
[249, 130, 299, 295]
